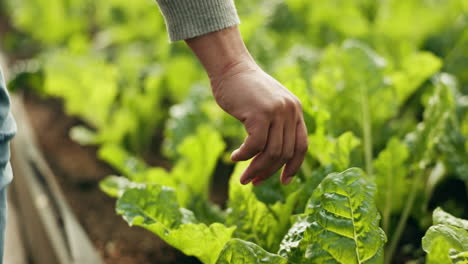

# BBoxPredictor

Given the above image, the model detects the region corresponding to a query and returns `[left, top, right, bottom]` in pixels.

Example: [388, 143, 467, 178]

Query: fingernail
[283, 175, 294, 185]
[241, 177, 252, 185]
[253, 179, 265, 186]
[231, 150, 239, 161]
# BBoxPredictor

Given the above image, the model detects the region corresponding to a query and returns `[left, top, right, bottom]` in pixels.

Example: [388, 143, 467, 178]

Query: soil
[22, 92, 203, 264]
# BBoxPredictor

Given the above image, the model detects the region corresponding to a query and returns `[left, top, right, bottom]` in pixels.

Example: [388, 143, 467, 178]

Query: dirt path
[23, 93, 201, 264]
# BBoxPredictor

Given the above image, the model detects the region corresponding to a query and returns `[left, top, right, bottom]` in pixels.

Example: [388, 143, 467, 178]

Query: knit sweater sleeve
[155, 0, 240, 42]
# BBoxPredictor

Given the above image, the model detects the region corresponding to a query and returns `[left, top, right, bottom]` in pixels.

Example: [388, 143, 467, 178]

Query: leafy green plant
[101, 125, 226, 223]
[3, 0, 468, 263]
[102, 152, 386, 264]
[422, 208, 468, 264]
[279, 168, 386, 264]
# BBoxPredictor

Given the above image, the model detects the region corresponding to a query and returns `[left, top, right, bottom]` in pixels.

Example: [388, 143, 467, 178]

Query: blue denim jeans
[0, 66, 16, 264]
[0, 145, 13, 264]
[0, 186, 7, 264]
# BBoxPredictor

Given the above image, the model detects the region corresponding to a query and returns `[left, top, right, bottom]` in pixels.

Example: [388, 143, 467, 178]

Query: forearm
[185, 26, 256, 81]
[155, 0, 308, 186]
[155, 0, 252, 80]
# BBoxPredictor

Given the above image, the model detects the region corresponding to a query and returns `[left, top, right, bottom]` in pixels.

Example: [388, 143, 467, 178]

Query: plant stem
[360, 87, 373, 177]
[385, 170, 422, 264]
[348, 196, 362, 264]
[443, 29, 468, 70]
[382, 164, 393, 235]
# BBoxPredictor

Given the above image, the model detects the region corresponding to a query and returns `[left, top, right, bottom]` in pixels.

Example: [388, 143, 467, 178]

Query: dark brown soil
[22, 92, 202, 264]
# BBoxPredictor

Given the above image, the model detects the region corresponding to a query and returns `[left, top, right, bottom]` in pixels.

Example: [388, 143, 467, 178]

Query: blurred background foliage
[0, 0, 467, 263]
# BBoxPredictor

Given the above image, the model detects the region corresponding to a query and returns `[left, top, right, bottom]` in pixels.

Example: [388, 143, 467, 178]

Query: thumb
[231, 124, 269, 162]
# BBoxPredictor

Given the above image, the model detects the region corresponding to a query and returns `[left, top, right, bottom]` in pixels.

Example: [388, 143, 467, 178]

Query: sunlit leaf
[422, 208, 468, 264]
[279, 168, 387, 264]
[216, 239, 287, 264]
[117, 184, 236, 264]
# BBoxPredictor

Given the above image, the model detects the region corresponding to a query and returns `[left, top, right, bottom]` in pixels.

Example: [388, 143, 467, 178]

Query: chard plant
[4, 0, 468, 263]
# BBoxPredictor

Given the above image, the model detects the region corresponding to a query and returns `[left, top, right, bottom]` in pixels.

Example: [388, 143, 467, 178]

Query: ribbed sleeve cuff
[156, 0, 240, 42]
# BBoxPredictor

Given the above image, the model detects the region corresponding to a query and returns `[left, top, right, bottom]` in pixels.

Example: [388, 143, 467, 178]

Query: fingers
[251, 161, 284, 186]
[280, 112, 297, 181]
[252, 113, 297, 185]
[239, 120, 284, 184]
[281, 119, 308, 184]
[231, 118, 270, 162]
[238, 97, 308, 186]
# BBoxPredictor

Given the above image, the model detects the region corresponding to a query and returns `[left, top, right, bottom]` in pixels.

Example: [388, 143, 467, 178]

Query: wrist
[186, 26, 257, 81]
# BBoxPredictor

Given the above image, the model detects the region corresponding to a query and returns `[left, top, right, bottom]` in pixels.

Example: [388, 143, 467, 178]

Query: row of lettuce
[2, 0, 468, 263]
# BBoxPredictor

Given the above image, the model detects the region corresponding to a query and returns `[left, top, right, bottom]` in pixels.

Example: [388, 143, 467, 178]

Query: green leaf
[444, 29, 468, 95]
[95, 107, 139, 150]
[131, 168, 176, 188]
[6, 0, 90, 44]
[374, 0, 462, 60]
[69, 125, 98, 145]
[279, 168, 387, 263]
[405, 73, 456, 170]
[434, 75, 468, 181]
[423, 225, 468, 264]
[386, 74, 459, 262]
[110, 126, 226, 224]
[117, 184, 235, 264]
[422, 208, 468, 264]
[433, 207, 468, 230]
[308, 0, 370, 37]
[389, 52, 442, 105]
[165, 56, 202, 102]
[216, 239, 287, 264]
[43, 51, 118, 127]
[450, 250, 468, 264]
[373, 137, 410, 232]
[129, 167, 196, 214]
[298, 105, 361, 172]
[98, 144, 148, 176]
[226, 162, 302, 252]
[117, 185, 186, 228]
[171, 125, 225, 199]
[99, 175, 145, 198]
[309, 129, 361, 172]
[103, 126, 225, 224]
[277, 214, 313, 263]
[163, 86, 213, 158]
[311, 40, 396, 175]
[163, 86, 243, 158]
[311, 40, 392, 136]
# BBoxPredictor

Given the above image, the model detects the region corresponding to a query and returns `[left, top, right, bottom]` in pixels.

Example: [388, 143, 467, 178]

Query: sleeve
[155, 0, 240, 42]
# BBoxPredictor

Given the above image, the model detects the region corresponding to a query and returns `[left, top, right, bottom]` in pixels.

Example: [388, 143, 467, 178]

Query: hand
[211, 61, 308, 185]
[186, 26, 308, 185]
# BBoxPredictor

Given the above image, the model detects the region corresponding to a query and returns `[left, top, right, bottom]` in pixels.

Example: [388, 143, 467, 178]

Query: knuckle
[262, 104, 276, 116]
[284, 97, 295, 107]
[282, 151, 294, 162]
[262, 97, 302, 117]
[285, 96, 302, 115]
[266, 150, 281, 160]
[295, 99, 303, 111]
[251, 144, 264, 153]
[273, 100, 287, 113]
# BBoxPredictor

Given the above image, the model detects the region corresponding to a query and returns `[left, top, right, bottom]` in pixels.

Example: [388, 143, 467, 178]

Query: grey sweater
[156, 0, 240, 42]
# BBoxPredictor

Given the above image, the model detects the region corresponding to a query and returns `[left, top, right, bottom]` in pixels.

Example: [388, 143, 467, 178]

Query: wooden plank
[10, 94, 103, 264]
[4, 193, 28, 264]
[0, 46, 8, 78]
